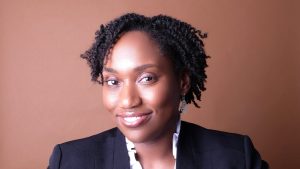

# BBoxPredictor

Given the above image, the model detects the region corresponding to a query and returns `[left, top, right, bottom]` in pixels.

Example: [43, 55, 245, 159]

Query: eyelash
[104, 76, 120, 87]
[106, 79, 119, 86]
[138, 75, 156, 84]
[104, 74, 157, 87]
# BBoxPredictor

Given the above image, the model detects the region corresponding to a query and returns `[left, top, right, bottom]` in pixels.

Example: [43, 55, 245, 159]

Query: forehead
[104, 31, 167, 71]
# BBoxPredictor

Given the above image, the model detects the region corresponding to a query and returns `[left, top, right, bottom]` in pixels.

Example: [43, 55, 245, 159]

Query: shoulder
[181, 121, 245, 152]
[179, 121, 269, 168]
[53, 127, 119, 156]
[48, 128, 121, 169]
[58, 127, 119, 150]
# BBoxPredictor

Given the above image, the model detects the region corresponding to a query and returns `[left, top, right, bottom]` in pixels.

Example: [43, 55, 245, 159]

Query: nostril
[120, 95, 141, 109]
[120, 84, 141, 109]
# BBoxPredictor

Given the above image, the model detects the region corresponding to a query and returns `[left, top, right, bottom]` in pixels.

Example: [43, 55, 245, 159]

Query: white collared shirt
[125, 120, 181, 169]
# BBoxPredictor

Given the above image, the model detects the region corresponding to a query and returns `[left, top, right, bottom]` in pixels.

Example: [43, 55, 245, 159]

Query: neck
[135, 132, 175, 169]
[133, 116, 180, 169]
[135, 131, 173, 158]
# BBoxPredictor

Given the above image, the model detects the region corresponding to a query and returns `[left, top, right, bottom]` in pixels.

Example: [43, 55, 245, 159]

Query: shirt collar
[125, 120, 182, 168]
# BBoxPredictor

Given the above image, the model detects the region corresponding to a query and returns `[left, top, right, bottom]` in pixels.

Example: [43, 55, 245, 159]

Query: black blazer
[48, 121, 268, 169]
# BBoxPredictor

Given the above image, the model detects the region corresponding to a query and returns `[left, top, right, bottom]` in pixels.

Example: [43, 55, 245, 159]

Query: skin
[102, 31, 190, 169]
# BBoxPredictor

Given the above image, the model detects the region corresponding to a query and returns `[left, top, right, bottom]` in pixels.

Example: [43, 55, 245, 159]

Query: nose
[119, 82, 141, 109]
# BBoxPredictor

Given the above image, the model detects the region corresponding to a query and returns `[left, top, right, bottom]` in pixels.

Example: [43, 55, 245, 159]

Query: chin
[117, 126, 152, 143]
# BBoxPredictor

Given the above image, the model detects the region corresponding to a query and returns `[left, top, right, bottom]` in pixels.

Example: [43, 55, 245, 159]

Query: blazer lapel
[94, 128, 130, 169]
[176, 121, 196, 169]
[113, 129, 131, 169]
[177, 121, 217, 169]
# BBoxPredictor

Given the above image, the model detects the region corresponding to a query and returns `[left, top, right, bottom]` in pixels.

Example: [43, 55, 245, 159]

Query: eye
[138, 74, 156, 84]
[105, 79, 120, 86]
[140, 76, 153, 82]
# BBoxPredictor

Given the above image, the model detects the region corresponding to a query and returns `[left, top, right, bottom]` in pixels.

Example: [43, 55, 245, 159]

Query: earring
[178, 95, 187, 113]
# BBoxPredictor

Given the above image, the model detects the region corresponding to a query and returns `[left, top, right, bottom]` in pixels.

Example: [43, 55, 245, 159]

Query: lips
[117, 112, 151, 128]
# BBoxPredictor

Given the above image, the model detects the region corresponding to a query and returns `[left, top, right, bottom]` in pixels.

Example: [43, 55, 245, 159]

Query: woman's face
[102, 31, 187, 143]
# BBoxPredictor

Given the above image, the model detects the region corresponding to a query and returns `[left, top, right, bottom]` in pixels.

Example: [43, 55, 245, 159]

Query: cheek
[102, 89, 118, 112]
[142, 89, 155, 102]
[141, 83, 178, 109]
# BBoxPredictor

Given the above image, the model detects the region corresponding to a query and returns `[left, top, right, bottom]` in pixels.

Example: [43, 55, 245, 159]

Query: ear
[179, 71, 190, 95]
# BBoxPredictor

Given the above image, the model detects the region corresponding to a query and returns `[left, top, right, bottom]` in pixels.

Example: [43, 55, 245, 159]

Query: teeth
[124, 116, 141, 123]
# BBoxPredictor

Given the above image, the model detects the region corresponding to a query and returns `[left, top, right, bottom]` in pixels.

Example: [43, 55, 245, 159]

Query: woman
[48, 13, 268, 169]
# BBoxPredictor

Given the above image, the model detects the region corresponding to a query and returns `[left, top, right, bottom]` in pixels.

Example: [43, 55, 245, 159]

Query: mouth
[117, 112, 152, 128]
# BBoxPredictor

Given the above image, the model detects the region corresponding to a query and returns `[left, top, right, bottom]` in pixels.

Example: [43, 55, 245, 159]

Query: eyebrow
[103, 67, 117, 73]
[103, 64, 157, 73]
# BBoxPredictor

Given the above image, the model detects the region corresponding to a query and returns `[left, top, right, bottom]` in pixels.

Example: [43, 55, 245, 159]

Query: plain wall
[1, 0, 299, 169]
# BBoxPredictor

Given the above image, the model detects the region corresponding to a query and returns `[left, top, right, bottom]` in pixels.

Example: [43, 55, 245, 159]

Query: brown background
[1, 0, 299, 169]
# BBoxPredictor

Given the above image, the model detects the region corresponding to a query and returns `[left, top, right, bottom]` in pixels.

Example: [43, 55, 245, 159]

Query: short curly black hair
[81, 13, 209, 108]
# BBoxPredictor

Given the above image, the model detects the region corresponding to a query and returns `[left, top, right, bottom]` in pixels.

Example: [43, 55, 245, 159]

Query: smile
[124, 116, 142, 123]
[117, 112, 151, 128]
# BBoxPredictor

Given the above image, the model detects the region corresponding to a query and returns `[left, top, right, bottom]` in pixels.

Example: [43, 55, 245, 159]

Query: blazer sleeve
[244, 136, 269, 169]
[48, 145, 62, 169]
